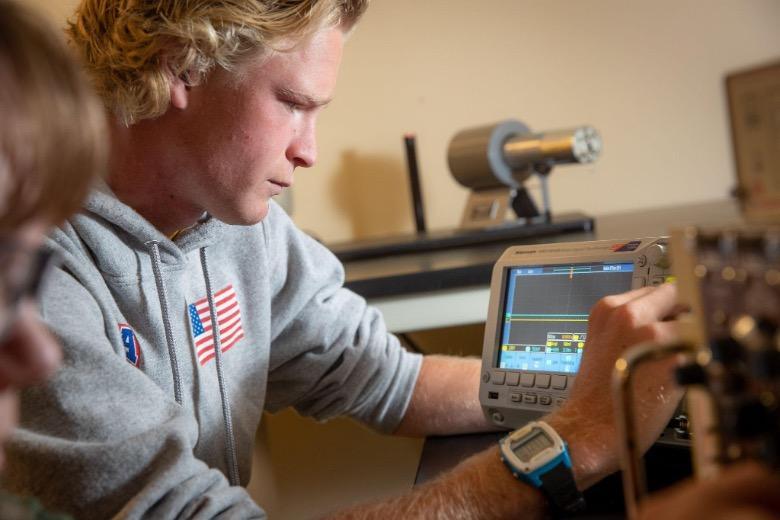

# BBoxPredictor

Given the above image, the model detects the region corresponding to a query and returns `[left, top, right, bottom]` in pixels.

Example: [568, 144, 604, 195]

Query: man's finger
[629, 283, 680, 322]
[608, 284, 680, 335]
[630, 320, 680, 346]
[589, 285, 660, 332]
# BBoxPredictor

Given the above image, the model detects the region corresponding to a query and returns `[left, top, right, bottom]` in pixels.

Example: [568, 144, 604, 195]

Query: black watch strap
[538, 462, 587, 515]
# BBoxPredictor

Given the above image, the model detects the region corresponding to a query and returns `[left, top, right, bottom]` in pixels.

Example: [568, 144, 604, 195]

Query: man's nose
[0, 301, 62, 390]
[287, 119, 317, 169]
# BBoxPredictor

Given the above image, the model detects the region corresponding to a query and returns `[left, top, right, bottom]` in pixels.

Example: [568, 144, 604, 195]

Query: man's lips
[267, 179, 291, 197]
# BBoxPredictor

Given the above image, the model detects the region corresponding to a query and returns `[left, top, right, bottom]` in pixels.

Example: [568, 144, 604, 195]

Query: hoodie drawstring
[145, 240, 241, 485]
[147, 241, 183, 405]
[200, 247, 241, 486]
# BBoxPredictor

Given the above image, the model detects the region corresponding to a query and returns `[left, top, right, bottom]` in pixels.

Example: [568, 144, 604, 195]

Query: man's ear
[164, 57, 190, 110]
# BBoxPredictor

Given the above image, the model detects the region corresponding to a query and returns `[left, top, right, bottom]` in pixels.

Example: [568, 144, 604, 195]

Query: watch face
[512, 428, 554, 463]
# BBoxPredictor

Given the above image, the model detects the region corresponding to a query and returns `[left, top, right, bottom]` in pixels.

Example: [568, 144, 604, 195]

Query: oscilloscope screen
[497, 262, 634, 373]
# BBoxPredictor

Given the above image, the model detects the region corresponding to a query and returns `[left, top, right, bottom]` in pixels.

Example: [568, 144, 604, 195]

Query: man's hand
[546, 283, 684, 489]
[330, 284, 689, 519]
[638, 463, 780, 520]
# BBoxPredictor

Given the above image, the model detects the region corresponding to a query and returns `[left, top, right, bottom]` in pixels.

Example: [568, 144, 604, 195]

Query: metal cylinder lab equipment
[447, 120, 602, 228]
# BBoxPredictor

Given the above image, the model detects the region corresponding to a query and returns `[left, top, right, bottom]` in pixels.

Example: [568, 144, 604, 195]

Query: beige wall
[306, 0, 780, 242]
[34, 0, 780, 242]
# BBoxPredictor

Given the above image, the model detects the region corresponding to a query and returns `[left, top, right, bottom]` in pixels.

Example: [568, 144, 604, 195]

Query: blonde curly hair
[68, 0, 368, 126]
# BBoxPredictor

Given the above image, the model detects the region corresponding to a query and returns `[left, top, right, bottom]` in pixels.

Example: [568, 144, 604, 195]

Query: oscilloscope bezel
[479, 237, 670, 430]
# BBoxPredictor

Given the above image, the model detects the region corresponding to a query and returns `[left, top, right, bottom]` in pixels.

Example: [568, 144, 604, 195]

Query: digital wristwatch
[498, 421, 586, 515]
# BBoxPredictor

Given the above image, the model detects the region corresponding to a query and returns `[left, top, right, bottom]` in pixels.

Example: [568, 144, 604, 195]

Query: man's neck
[108, 119, 204, 236]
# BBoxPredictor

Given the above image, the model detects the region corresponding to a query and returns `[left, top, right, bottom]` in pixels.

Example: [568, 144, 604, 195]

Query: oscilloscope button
[535, 374, 551, 388]
[506, 372, 520, 386]
[523, 394, 538, 404]
[637, 255, 648, 267]
[539, 395, 552, 406]
[482, 372, 490, 383]
[510, 392, 523, 403]
[551, 375, 567, 390]
[520, 374, 535, 387]
[555, 398, 566, 407]
[493, 371, 506, 385]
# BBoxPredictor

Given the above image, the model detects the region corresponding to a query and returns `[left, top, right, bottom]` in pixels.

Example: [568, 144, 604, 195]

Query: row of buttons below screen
[484, 371, 569, 390]
[509, 392, 566, 407]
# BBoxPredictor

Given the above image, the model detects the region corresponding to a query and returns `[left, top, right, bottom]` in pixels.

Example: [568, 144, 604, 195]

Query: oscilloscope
[479, 237, 671, 429]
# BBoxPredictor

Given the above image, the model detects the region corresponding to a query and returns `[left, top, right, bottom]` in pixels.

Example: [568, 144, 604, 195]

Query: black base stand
[328, 212, 594, 262]
[511, 169, 553, 223]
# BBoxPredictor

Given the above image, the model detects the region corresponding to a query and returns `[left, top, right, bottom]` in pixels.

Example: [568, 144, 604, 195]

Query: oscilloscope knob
[647, 243, 669, 268]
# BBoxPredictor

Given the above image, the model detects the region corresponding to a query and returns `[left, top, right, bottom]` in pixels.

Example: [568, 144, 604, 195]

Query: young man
[1, 1, 685, 518]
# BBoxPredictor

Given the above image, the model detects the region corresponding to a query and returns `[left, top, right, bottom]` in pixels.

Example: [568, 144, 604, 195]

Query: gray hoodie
[4, 186, 422, 519]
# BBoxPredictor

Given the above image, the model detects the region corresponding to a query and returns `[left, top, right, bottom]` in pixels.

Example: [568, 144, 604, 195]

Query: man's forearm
[364, 284, 686, 518]
[326, 445, 549, 520]
[394, 355, 495, 437]
[330, 404, 614, 520]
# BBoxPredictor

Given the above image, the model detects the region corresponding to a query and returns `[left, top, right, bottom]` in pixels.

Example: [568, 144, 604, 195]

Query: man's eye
[284, 100, 302, 112]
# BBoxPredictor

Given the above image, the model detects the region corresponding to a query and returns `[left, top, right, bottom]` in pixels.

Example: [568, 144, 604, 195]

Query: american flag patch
[188, 284, 245, 366]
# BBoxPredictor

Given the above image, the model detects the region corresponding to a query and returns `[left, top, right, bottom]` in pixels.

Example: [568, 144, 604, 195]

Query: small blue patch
[119, 323, 141, 367]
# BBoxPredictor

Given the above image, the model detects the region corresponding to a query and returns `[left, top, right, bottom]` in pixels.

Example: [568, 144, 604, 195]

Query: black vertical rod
[404, 133, 427, 234]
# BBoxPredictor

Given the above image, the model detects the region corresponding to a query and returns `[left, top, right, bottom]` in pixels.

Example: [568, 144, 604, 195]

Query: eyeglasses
[0, 242, 60, 341]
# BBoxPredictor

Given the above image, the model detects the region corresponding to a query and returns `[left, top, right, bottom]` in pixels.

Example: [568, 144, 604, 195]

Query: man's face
[175, 27, 345, 225]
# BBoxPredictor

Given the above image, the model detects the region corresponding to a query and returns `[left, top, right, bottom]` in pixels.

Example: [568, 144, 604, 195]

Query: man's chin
[213, 201, 270, 226]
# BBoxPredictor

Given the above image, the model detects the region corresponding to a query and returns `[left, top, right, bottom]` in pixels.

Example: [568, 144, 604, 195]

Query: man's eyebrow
[276, 87, 332, 108]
